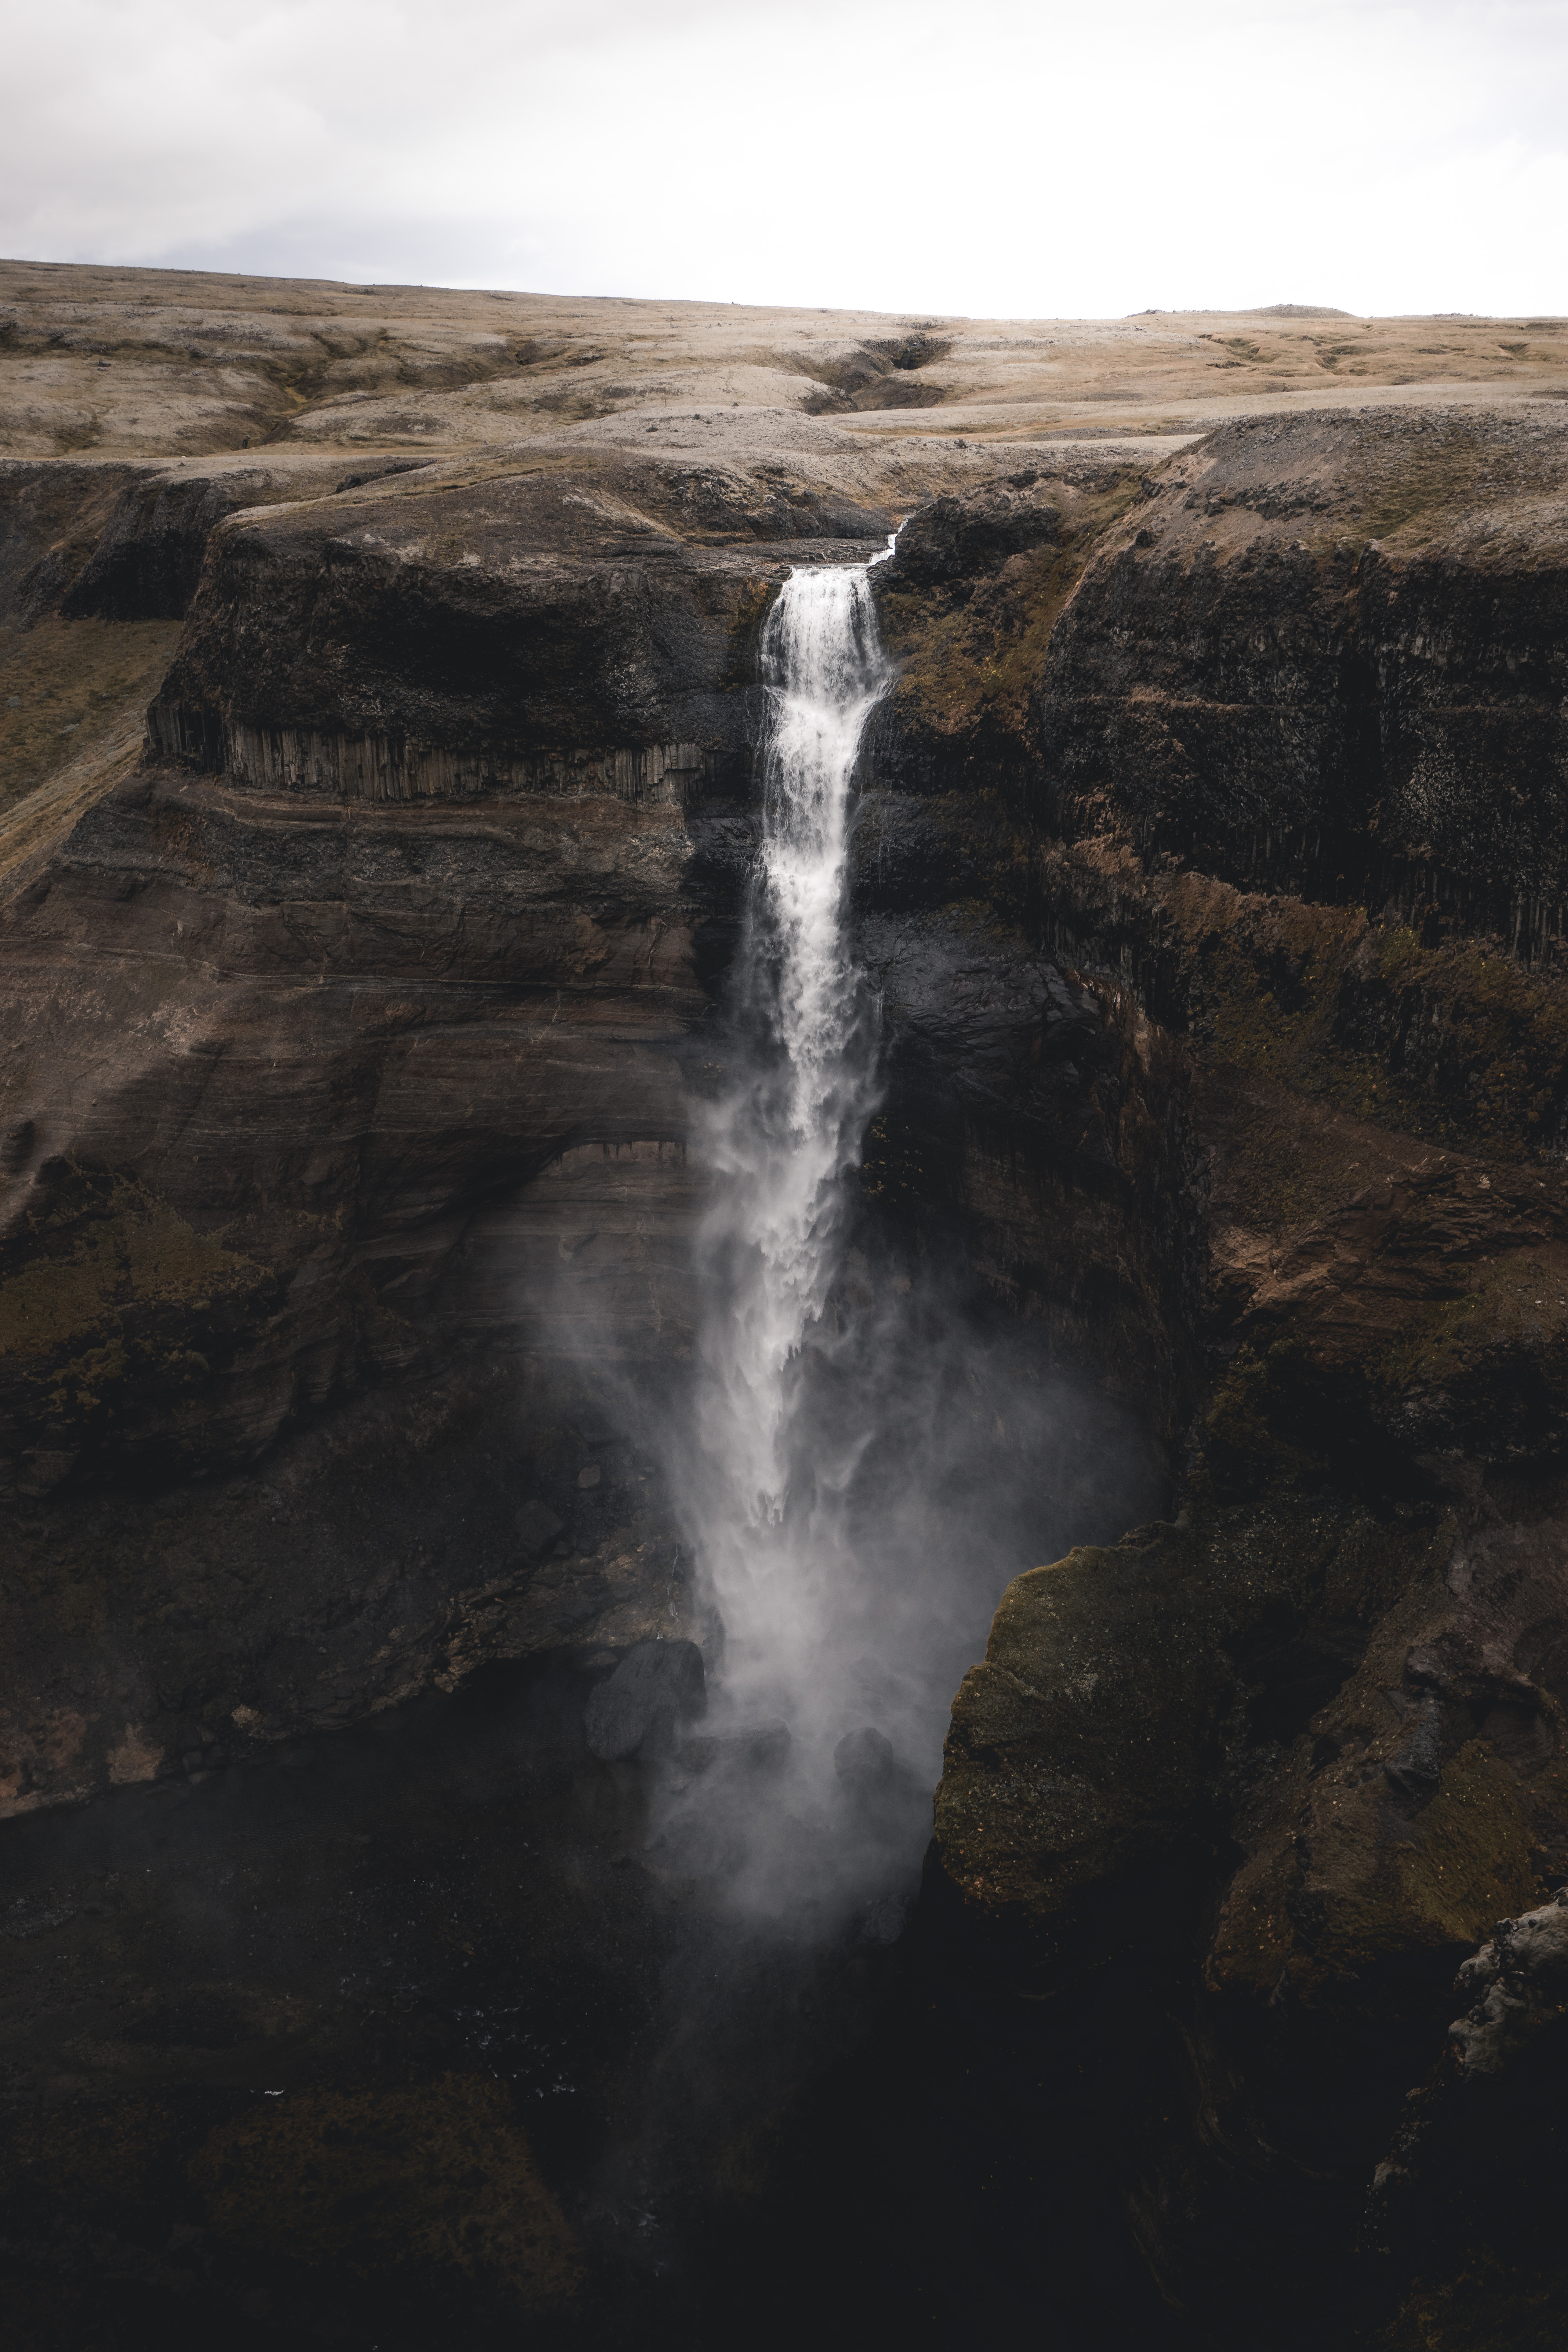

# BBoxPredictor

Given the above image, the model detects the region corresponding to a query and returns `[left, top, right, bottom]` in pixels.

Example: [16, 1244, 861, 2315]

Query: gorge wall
[3, 267, 1568, 2348]
[890, 408, 1568, 2348]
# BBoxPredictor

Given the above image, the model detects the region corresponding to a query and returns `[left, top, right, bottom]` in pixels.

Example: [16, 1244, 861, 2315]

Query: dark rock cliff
[1040, 408, 1568, 955]
[876, 411, 1568, 2347]
[2, 448, 898, 1489]
[145, 452, 889, 787]
[0, 446, 889, 1812]
[3, 398, 1567, 2346]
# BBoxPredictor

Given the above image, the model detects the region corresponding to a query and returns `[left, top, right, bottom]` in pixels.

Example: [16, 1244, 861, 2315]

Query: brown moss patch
[0, 1169, 277, 1446]
[1, 1176, 266, 1368]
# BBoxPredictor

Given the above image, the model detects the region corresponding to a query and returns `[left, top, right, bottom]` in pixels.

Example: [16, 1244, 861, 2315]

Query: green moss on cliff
[191, 2074, 583, 2303]
[1, 1178, 264, 1363]
[1354, 426, 1533, 542]
[936, 1450, 1543, 2031]
[1374, 1251, 1568, 1400]
[1198, 1344, 1329, 1496]
[1392, 1740, 1537, 1945]
[1165, 879, 1568, 1165]
[1268, 1739, 1536, 1996]
[935, 1526, 1229, 1946]
[0, 615, 181, 824]
[0, 1191, 250, 1359]
[876, 476, 1141, 775]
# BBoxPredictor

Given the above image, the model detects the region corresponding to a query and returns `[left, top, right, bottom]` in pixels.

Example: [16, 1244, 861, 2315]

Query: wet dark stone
[583, 1639, 707, 1762]
[834, 1725, 895, 1795]
[119, 1989, 253, 2048]
[679, 1719, 791, 1777]
[2, 1893, 75, 1941]
[514, 1498, 564, 1557]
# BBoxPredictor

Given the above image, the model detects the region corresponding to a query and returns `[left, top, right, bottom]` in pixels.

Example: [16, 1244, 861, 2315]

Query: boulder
[1450, 1891, 1568, 2078]
[1360, 1891, 1568, 2330]
[833, 1725, 895, 1797]
[877, 481, 1062, 590]
[514, 1500, 564, 1560]
[583, 1639, 706, 1762]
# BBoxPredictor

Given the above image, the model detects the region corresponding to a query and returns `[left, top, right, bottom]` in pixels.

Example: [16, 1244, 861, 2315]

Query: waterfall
[686, 555, 892, 1756]
[657, 546, 1163, 1925]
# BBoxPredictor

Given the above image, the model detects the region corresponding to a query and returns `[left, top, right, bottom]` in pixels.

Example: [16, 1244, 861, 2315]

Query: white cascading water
[590, 541, 1165, 2254]
[657, 547, 1164, 1925]
[685, 554, 892, 1771]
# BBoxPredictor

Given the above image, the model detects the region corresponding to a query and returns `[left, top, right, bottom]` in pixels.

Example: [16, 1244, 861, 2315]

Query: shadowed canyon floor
[3, 265, 1568, 2350]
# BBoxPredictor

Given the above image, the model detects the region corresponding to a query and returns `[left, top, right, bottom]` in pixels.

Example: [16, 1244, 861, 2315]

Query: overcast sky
[4, 0, 1566, 318]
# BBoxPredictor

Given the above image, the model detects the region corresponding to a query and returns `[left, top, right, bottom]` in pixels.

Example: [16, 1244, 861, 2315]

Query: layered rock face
[905, 408, 1568, 2345]
[0, 417, 1192, 1819]
[4, 269, 1568, 2343]
[2, 465, 777, 1490]
[1041, 407, 1568, 952]
[0, 434, 916, 1811]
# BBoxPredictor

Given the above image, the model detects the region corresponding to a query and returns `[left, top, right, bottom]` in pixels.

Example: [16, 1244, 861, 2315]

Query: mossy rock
[191, 2073, 583, 2305]
[0, 1164, 279, 1464]
[1381, 2252, 1568, 2351]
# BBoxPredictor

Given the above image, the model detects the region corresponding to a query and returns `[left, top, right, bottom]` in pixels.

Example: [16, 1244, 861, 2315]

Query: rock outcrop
[583, 1638, 706, 1762]
[1040, 407, 1568, 955]
[1, 450, 894, 1492]
[1361, 1893, 1568, 2344]
[0, 436, 895, 1814]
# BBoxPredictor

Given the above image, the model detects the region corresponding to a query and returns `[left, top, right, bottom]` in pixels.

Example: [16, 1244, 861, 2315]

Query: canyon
[2, 263, 1567, 2350]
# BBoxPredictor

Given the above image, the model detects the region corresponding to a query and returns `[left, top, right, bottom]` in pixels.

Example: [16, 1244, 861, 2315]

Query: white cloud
[4, 0, 1566, 315]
